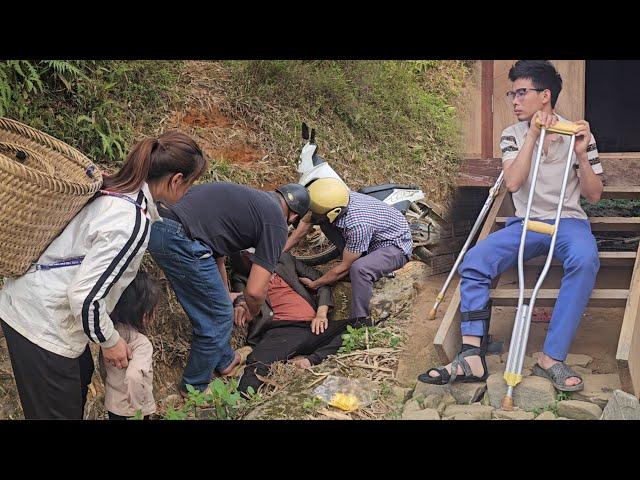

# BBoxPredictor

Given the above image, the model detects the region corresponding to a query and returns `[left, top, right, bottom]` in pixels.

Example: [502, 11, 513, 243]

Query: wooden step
[489, 288, 628, 308]
[526, 251, 636, 267]
[495, 217, 640, 232]
[602, 186, 640, 200]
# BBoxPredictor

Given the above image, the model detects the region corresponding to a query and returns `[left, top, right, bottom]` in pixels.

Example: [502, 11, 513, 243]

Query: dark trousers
[1, 319, 94, 420]
[238, 318, 356, 393]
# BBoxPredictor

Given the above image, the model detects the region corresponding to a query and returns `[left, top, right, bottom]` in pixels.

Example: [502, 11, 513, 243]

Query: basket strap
[98, 190, 145, 211]
[34, 257, 85, 271]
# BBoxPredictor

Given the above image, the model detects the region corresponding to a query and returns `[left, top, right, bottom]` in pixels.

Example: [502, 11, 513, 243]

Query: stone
[602, 389, 640, 420]
[500, 353, 535, 370]
[565, 354, 593, 368]
[572, 366, 593, 376]
[569, 374, 621, 408]
[535, 411, 557, 420]
[412, 380, 486, 404]
[556, 400, 602, 420]
[486, 373, 556, 411]
[392, 386, 413, 403]
[437, 394, 457, 415]
[492, 409, 535, 420]
[422, 394, 442, 410]
[443, 404, 494, 420]
[402, 408, 440, 420]
[486, 355, 505, 375]
[371, 261, 430, 311]
[402, 399, 422, 416]
[450, 413, 475, 420]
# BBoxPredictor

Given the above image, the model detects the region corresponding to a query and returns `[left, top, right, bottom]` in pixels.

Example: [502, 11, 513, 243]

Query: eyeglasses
[505, 88, 545, 101]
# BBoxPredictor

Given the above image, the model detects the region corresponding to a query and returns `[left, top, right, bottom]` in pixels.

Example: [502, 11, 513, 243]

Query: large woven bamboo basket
[0, 117, 103, 277]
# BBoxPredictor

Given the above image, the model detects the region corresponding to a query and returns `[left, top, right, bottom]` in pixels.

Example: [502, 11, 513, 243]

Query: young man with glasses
[419, 60, 603, 392]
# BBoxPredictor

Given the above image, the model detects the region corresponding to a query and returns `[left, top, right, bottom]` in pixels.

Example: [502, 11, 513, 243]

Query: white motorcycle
[292, 123, 447, 265]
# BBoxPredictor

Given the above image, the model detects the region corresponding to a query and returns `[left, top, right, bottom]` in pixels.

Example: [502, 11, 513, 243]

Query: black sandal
[418, 343, 488, 385]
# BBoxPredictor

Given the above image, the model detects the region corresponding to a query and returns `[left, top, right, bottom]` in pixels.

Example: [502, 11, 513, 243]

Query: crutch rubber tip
[428, 307, 437, 320]
[501, 396, 514, 411]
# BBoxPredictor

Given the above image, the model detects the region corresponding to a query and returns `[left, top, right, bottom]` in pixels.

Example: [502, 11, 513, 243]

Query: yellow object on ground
[328, 392, 360, 411]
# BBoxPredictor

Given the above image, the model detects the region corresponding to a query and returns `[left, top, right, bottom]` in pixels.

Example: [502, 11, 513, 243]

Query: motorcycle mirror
[310, 128, 316, 144]
[302, 122, 309, 140]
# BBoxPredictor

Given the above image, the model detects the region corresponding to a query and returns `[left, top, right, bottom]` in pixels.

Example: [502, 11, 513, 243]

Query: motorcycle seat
[358, 183, 420, 195]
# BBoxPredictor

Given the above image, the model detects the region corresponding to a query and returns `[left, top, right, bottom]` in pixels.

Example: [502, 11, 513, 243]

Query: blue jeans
[459, 217, 600, 361]
[148, 218, 235, 392]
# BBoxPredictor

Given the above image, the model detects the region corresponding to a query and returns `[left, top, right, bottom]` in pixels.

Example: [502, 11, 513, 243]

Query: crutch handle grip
[535, 118, 581, 136]
[526, 220, 555, 235]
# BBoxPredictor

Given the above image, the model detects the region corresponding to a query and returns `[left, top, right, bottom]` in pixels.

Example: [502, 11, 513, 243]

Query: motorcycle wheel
[406, 200, 448, 263]
[290, 225, 341, 266]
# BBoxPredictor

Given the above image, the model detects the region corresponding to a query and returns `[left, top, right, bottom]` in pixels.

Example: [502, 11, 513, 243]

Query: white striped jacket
[0, 183, 161, 358]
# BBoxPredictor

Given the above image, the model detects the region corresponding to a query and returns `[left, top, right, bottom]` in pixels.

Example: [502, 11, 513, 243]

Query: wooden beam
[601, 186, 640, 200]
[490, 288, 629, 308]
[457, 155, 640, 189]
[495, 217, 640, 232]
[481, 60, 494, 159]
[526, 251, 636, 267]
[617, 243, 640, 397]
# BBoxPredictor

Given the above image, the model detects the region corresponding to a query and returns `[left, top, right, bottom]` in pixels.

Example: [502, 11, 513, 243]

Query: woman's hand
[102, 337, 132, 369]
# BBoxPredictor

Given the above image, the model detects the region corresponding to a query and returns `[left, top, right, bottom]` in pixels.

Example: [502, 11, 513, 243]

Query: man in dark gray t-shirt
[149, 182, 310, 394]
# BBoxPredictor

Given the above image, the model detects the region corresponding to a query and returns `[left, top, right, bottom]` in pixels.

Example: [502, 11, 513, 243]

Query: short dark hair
[508, 60, 563, 108]
[110, 270, 161, 333]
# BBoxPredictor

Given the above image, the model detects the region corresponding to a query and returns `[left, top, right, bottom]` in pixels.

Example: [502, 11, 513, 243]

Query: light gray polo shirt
[500, 114, 603, 220]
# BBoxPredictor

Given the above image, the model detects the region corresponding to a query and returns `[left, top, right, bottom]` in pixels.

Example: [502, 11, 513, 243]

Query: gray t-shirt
[500, 114, 603, 220]
[165, 182, 288, 273]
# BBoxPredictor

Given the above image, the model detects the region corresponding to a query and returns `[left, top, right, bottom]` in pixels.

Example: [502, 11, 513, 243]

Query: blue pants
[459, 217, 600, 361]
[148, 218, 235, 392]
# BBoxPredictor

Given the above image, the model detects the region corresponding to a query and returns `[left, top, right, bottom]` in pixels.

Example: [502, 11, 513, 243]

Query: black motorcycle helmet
[275, 183, 311, 217]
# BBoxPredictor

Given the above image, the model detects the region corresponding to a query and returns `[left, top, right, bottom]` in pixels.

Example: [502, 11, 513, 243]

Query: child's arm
[124, 337, 155, 415]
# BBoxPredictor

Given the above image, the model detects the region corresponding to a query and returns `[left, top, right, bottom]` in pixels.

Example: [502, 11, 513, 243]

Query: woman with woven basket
[0, 131, 208, 420]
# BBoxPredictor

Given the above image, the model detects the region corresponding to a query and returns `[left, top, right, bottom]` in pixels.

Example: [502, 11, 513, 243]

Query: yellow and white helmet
[306, 177, 350, 224]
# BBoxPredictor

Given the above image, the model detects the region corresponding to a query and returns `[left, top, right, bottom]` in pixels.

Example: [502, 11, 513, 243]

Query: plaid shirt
[335, 192, 413, 256]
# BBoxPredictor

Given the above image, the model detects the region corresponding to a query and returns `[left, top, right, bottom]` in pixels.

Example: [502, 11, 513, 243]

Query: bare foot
[290, 356, 312, 369]
[219, 352, 242, 376]
[537, 353, 581, 387]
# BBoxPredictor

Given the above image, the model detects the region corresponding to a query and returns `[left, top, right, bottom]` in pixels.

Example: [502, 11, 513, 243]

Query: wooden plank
[497, 265, 632, 291]
[456, 151, 640, 189]
[495, 217, 640, 232]
[526, 251, 636, 267]
[490, 288, 628, 308]
[601, 186, 640, 200]
[433, 185, 509, 363]
[552, 60, 585, 121]
[481, 60, 493, 159]
[616, 244, 640, 396]
[462, 61, 482, 158]
[492, 60, 515, 158]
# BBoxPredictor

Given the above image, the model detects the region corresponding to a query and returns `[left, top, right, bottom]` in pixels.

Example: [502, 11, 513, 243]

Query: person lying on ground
[148, 182, 311, 397]
[98, 270, 160, 420]
[230, 250, 357, 394]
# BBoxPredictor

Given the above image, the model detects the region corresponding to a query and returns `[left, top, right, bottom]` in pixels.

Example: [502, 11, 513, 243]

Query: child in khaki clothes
[99, 270, 160, 420]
